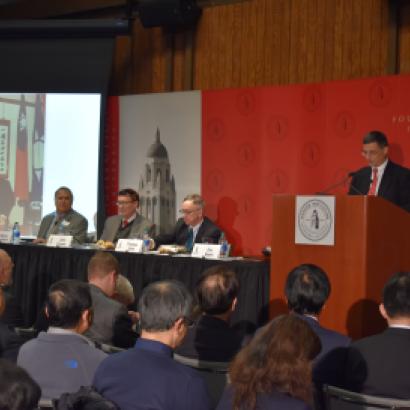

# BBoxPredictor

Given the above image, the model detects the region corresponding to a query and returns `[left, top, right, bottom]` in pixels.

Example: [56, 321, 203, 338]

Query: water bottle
[12, 222, 20, 245]
[142, 230, 151, 253]
[219, 232, 228, 258]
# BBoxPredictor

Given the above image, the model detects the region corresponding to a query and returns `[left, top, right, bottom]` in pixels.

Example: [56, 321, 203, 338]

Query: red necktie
[368, 168, 378, 196]
[122, 220, 129, 229]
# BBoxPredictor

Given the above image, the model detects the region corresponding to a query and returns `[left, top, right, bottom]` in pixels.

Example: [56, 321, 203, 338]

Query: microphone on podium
[316, 170, 364, 195]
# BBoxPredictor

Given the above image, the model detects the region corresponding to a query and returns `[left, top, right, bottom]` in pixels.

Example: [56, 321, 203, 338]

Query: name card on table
[0, 231, 12, 244]
[191, 243, 222, 259]
[47, 235, 73, 248]
[115, 238, 143, 253]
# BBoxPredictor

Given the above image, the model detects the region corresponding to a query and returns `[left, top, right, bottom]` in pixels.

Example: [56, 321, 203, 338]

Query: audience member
[17, 279, 107, 400]
[85, 252, 138, 348]
[0, 250, 25, 361]
[100, 188, 155, 243]
[93, 280, 210, 410]
[285, 264, 350, 387]
[112, 274, 135, 307]
[154, 194, 221, 251]
[217, 314, 321, 410]
[176, 265, 242, 361]
[344, 271, 410, 398]
[0, 358, 41, 410]
[35, 186, 88, 244]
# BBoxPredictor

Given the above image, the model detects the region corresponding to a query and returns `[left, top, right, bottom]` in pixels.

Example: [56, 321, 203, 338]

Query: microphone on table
[315, 171, 365, 196]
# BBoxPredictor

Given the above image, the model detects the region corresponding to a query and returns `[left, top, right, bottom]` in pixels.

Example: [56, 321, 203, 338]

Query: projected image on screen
[0, 93, 100, 236]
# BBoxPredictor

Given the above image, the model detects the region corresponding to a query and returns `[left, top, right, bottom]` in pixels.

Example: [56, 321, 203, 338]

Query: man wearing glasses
[100, 188, 154, 243]
[154, 193, 221, 251]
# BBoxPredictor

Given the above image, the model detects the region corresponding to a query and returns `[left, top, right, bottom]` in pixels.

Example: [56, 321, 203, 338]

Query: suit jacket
[216, 386, 312, 410]
[84, 285, 137, 349]
[154, 216, 222, 248]
[0, 322, 24, 362]
[100, 214, 155, 242]
[93, 338, 211, 410]
[175, 315, 242, 362]
[37, 209, 88, 244]
[344, 327, 410, 399]
[17, 331, 107, 399]
[349, 160, 410, 212]
[300, 315, 351, 386]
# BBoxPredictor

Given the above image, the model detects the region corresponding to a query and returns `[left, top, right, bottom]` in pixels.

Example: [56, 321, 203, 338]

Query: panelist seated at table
[34, 186, 88, 245]
[154, 194, 222, 251]
[100, 188, 155, 243]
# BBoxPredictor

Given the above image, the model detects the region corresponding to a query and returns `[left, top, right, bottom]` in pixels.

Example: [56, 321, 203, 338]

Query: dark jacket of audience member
[344, 271, 410, 399]
[285, 264, 350, 388]
[216, 314, 321, 410]
[18, 279, 107, 400]
[0, 358, 41, 410]
[176, 265, 242, 362]
[93, 280, 210, 410]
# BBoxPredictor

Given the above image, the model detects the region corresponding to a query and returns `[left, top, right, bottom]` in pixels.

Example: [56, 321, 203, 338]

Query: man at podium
[348, 130, 410, 212]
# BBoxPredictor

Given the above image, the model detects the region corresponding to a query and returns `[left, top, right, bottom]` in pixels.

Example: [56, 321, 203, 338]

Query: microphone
[316, 172, 354, 195]
[347, 168, 369, 195]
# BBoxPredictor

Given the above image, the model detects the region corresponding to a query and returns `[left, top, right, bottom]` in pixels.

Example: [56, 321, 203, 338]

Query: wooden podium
[270, 194, 410, 339]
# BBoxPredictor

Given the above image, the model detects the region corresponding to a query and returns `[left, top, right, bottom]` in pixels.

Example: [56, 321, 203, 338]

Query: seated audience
[154, 194, 221, 251]
[344, 271, 410, 398]
[0, 250, 25, 361]
[0, 358, 41, 410]
[216, 314, 321, 410]
[176, 265, 242, 361]
[85, 252, 138, 348]
[285, 264, 350, 386]
[93, 280, 210, 410]
[100, 188, 155, 243]
[17, 279, 107, 400]
[35, 186, 88, 244]
[112, 274, 135, 307]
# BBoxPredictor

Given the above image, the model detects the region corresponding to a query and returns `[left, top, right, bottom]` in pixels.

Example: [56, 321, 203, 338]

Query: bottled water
[219, 232, 228, 258]
[12, 222, 20, 245]
[143, 230, 151, 253]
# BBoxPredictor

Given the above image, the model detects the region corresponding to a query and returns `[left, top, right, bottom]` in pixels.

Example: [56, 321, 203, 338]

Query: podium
[270, 194, 410, 339]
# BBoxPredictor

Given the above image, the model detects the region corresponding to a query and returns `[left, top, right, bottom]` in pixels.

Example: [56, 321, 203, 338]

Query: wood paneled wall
[1, 0, 410, 94]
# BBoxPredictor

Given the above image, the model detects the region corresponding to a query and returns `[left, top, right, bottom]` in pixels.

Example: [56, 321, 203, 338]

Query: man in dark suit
[285, 264, 351, 389]
[35, 186, 88, 244]
[93, 280, 210, 410]
[344, 271, 410, 399]
[348, 130, 410, 212]
[85, 252, 138, 349]
[154, 193, 221, 251]
[100, 188, 155, 243]
[176, 265, 242, 362]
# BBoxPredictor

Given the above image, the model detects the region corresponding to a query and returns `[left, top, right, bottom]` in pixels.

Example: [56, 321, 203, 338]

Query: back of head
[138, 280, 192, 332]
[383, 272, 410, 318]
[0, 358, 41, 410]
[285, 264, 330, 315]
[196, 265, 239, 315]
[47, 279, 92, 329]
[88, 251, 120, 281]
[229, 314, 321, 410]
[363, 130, 388, 147]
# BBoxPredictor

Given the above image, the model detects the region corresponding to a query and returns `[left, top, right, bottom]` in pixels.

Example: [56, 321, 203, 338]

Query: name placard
[191, 243, 222, 259]
[47, 235, 73, 248]
[115, 239, 143, 253]
[0, 231, 12, 244]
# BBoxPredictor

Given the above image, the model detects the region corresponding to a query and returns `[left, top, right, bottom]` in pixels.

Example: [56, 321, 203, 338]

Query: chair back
[324, 385, 410, 410]
[173, 353, 229, 409]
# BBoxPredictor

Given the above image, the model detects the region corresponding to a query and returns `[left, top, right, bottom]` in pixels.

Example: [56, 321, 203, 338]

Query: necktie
[185, 228, 193, 252]
[368, 167, 378, 196]
[122, 220, 129, 229]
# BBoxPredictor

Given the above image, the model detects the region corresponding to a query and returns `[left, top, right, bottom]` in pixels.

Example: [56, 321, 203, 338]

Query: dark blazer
[154, 216, 222, 248]
[37, 209, 88, 244]
[216, 386, 312, 410]
[175, 315, 242, 362]
[344, 327, 410, 399]
[100, 213, 155, 243]
[0, 322, 24, 362]
[349, 160, 410, 212]
[93, 338, 211, 410]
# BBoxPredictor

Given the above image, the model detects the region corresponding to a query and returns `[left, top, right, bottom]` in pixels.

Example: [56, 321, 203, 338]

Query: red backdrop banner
[202, 74, 410, 255]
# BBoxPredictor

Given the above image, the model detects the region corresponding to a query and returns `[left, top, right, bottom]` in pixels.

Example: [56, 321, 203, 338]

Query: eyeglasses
[115, 201, 135, 206]
[179, 208, 201, 215]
